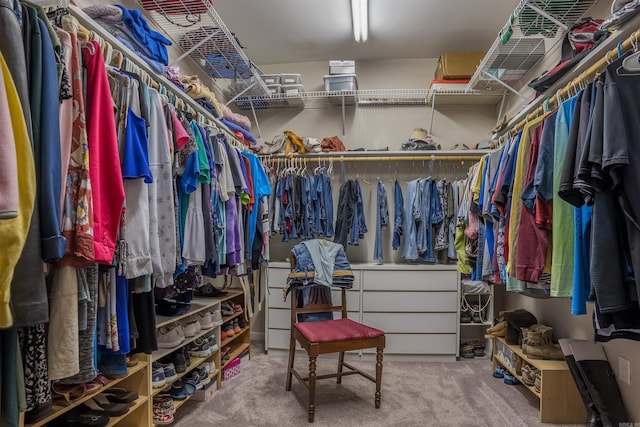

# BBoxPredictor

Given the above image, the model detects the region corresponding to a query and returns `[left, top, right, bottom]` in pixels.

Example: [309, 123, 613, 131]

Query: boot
[520, 324, 543, 352]
[570, 340, 630, 427]
[523, 325, 563, 360]
[559, 339, 602, 427]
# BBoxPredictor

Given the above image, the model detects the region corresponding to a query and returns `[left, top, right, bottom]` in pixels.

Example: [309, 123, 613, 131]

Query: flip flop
[56, 408, 109, 427]
[85, 396, 130, 417]
[101, 387, 138, 403]
[52, 383, 88, 405]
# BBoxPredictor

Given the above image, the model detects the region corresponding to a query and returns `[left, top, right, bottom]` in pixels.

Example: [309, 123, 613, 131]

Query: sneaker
[196, 366, 211, 387]
[492, 366, 506, 379]
[182, 319, 201, 338]
[220, 329, 228, 341]
[237, 317, 246, 329]
[188, 338, 211, 358]
[232, 319, 242, 334]
[198, 311, 215, 329]
[183, 370, 206, 390]
[221, 302, 235, 316]
[460, 309, 472, 323]
[152, 366, 166, 388]
[231, 302, 242, 313]
[222, 322, 235, 337]
[210, 309, 223, 326]
[153, 361, 177, 383]
[153, 395, 174, 425]
[157, 325, 185, 349]
[205, 335, 219, 353]
[155, 299, 191, 317]
[164, 348, 188, 373]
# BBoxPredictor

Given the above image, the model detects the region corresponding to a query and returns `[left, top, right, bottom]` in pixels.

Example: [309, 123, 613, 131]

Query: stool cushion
[294, 318, 384, 343]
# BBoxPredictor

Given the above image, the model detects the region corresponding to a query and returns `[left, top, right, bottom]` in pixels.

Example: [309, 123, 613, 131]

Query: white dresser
[266, 262, 460, 359]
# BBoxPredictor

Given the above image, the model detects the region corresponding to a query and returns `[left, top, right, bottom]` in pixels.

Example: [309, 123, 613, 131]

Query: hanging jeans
[348, 179, 367, 246]
[393, 180, 404, 250]
[373, 181, 389, 262]
[334, 180, 357, 247]
[402, 180, 419, 260]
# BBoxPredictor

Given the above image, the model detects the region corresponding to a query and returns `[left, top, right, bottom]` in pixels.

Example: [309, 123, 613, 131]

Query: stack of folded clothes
[83, 5, 172, 74]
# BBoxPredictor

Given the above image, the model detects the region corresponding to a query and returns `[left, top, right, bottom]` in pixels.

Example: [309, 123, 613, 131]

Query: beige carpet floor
[172, 342, 582, 427]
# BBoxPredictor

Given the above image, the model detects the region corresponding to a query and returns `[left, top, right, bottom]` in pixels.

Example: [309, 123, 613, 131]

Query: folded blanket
[114, 5, 172, 65]
[221, 118, 256, 144]
[220, 103, 251, 132]
[83, 4, 122, 22]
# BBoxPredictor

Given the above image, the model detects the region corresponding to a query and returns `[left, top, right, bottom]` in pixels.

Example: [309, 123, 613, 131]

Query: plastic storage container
[282, 84, 304, 96]
[324, 74, 358, 92]
[266, 84, 283, 96]
[261, 74, 281, 85]
[330, 60, 355, 74]
[280, 73, 302, 85]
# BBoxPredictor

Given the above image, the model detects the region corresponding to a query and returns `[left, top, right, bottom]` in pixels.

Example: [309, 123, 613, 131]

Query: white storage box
[330, 60, 355, 74]
[282, 84, 304, 96]
[261, 74, 281, 85]
[280, 73, 302, 85]
[191, 381, 215, 402]
[266, 84, 283, 96]
[324, 74, 358, 92]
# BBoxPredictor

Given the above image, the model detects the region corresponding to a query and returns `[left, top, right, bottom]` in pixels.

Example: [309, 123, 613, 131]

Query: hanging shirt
[83, 40, 125, 264]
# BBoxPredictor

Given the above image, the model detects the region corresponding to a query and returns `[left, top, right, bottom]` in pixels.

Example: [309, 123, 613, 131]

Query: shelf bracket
[429, 92, 436, 135]
[341, 95, 346, 137]
[481, 71, 528, 100]
[497, 90, 507, 125]
[523, 1, 569, 31]
[225, 81, 258, 106]
[171, 29, 222, 66]
[248, 97, 263, 140]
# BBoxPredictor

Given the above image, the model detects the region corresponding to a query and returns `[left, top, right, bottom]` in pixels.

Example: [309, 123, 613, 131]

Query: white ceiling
[213, 0, 521, 66]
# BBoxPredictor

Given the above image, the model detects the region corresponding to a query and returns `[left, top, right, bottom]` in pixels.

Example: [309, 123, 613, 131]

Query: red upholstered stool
[285, 258, 386, 423]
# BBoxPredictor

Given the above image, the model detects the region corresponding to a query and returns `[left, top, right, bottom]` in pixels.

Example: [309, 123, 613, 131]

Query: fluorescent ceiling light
[351, 0, 368, 42]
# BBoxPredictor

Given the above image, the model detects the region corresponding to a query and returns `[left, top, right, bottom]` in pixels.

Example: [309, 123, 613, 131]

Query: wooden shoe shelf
[219, 289, 251, 371]
[21, 353, 152, 427]
[490, 336, 587, 424]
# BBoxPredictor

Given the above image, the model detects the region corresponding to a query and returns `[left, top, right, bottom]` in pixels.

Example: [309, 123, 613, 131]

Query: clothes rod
[263, 155, 484, 162]
[500, 28, 640, 143]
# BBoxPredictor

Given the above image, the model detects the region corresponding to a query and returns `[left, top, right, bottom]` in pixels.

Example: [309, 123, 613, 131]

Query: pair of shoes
[503, 372, 520, 385]
[533, 371, 541, 393]
[222, 322, 236, 338]
[471, 304, 484, 323]
[153, 395, 174, 425]
[182, 319, 202, 338]
[468, 340, 485, 357]
[197, 311, 215, 329]
[221, 302, 235, 316]
[237, 317, 246, 329]
[160, 346, 190, 374]
[188, 335, 218, 358]
[210, 309, 223, 326]
[83, 395, 130, 417]
[168, 380, 196, 400]
[521, 324, 564, 360]
[152, 362, 177, 388]
[157, 324, 185, 349]
[99, 352, 127, 379]
[183, 366, 210, 390]
[493, 366, 506, 379]
[521, 364, 540, 387]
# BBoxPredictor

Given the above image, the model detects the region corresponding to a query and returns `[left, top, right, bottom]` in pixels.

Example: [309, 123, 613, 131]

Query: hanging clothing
[373, 180, 389, 263]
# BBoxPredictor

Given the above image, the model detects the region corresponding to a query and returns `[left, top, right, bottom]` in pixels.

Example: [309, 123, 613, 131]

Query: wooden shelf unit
[491, 336, 587, 424]
[23, 353, 151, 427]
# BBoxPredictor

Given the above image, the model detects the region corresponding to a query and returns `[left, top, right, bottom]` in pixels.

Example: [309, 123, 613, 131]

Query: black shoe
[194, 284, 228, 297]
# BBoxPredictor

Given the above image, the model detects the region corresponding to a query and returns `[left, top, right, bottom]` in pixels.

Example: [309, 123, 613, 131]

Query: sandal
[52, 383, 88, 405]
[85, 395, 130, 417]
[101, 387, 138, 403]
[460, 344, 475, 359]
[56, 407, 109, 427]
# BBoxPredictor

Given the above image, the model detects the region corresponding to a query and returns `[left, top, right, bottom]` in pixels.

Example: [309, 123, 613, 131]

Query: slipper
[85, 396, 130, 417]
[492, 366, 506, 378]
[503, 372, 520, 385]
[168, 380, 196, 400]
[101, 387, 138, 403]
[52, 383, 88, 405]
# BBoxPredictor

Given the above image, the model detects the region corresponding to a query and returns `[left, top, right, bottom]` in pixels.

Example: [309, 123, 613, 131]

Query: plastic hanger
[622, 36, 640, 72]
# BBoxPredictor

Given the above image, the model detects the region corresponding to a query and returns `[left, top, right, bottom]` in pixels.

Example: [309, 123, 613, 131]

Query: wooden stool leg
[337, 351, 345, 384]
[308, 356, 317, 422]
[286, 333, 296, 391]
[375, 348, 383, 409]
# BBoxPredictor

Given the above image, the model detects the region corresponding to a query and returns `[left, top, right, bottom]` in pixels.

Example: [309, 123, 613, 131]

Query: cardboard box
[191, 381, 215, 402]
[434, 52, 486, 80]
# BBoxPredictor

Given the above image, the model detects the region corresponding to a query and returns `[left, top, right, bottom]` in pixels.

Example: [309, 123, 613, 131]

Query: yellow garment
[505, 114, 546, 285]
[455, 222, 472, 274]
[470, 155, 488, 204]
[0, 53, 36, 328]
[284, 130, 306, 155]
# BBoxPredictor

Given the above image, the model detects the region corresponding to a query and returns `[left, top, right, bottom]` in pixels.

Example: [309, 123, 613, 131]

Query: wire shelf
[232, 89, 503, 110]
[468, 0, 598, 91]
[134, 0, 269, 96]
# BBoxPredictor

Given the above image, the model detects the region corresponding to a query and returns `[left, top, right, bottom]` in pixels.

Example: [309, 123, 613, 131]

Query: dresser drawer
[268, 288, 359, 310]
[362, 312, 457, 334]
[363, 291, 457, 312]
[267, 328, 291, 350]
[362, 333, 457, 355]
[362, 269, 457, 291]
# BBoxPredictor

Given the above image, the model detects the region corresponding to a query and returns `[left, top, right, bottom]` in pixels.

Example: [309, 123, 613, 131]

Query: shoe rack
[218, 288, 251, 375]
[490, 336, 587, 424]
[151, 298, 222, 417]
[458, 286, 494, 359]
[21, 353, 152, 427]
